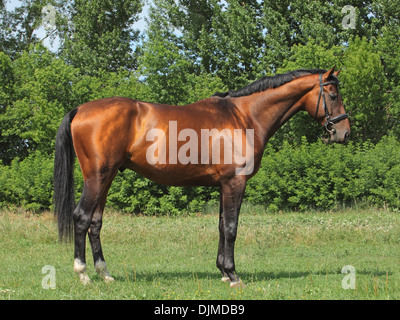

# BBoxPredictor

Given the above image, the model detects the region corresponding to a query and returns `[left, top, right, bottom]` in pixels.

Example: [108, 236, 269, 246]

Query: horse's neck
[237, 76, 316, 145]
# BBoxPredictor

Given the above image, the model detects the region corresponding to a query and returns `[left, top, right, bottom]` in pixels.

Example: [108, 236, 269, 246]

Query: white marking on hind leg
[74, 259, 91, 285]
[221, 273, 230, 282]
[230, 279, 246, 289]
[95, 259, 114, 283]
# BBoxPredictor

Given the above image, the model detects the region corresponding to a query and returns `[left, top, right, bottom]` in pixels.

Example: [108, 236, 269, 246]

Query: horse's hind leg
[216, 192, 229, 282]
[73, 170, 116, 284]
[73, 182, 99, 284]
[89, 181, 114, 282]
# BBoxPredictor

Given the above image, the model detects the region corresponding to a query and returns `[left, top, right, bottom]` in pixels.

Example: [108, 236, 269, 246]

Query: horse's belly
[121, 160, 221, 187]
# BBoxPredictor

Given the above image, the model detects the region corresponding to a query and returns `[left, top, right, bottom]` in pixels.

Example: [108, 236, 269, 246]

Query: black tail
[54, 108, 78, 242]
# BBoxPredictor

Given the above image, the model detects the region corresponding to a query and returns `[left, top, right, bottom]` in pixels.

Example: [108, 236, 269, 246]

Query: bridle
[315, 73, 348, 133]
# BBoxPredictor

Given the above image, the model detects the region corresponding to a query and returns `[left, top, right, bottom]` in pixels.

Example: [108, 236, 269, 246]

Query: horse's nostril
[344, 131, 349, 141]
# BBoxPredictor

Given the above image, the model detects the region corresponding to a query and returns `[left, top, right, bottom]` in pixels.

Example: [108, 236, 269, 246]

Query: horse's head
[303, 67, 350, 143]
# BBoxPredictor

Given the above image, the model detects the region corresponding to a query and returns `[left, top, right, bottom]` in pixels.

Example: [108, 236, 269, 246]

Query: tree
[59, 0, 143, 76]
[139, 1, 225, 105]
[376, 23, 400, 139]
[145, 0, 266, 88]
[0, 51, 15, 164]
[340, 37, 390, 142]
[0, 44, 78, 162]
[0, 0, 51, 57]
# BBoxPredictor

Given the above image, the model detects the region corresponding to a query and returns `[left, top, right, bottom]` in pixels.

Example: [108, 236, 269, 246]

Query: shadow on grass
[110, 269, 392, 283]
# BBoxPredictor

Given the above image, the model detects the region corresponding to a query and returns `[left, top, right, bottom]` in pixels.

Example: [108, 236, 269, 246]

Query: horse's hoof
[221, 275, 230, 282]
[74, 259, 91, 285]
[79, 273, 91, 285]
[95, 260, 114, 283]
[103, 275, 115, 283]
[230, 280, 246, 289]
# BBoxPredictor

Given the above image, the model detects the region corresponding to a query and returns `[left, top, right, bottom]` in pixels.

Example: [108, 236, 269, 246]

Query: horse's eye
[329, 94, 337, 101]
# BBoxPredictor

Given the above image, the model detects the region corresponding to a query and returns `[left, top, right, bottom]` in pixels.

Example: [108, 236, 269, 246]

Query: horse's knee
[89, 217, 102, 237]
[224, 223, 237, 242]
[72, 206, 81, 222]
[73, 206, 91, 234]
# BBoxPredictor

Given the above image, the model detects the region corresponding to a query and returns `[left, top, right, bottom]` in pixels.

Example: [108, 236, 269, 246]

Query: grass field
[0, 206, 399, 300]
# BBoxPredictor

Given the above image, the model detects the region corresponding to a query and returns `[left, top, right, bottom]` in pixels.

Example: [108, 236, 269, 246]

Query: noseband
[315, 74, 348, 133]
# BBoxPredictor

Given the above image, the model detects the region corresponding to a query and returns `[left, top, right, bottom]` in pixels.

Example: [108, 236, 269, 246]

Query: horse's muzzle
[331, 129, 350, 143]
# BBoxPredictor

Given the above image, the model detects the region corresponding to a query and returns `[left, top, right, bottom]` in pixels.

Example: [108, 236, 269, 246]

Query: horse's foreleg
[219, 177, 246, 288]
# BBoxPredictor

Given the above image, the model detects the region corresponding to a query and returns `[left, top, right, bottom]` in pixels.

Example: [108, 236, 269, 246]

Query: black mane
[213, 69, 328, 98]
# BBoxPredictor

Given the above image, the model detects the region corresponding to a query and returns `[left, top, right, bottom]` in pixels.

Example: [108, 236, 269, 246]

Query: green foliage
[139, 19, 224, 104]
[139, 4, 226, 105]
[0, 51, 14, 163]
[0, 51, 13, 106]
[0, 44, 78, 160]
[0, 151, 54, 211]
[71, 68, 147, 105]
[138, 25, 199, 105]
[0, 0, 48, 57]
[59, 0, 143, 76]
[106, 170, 219, 215]
[247, 136, 400, 212]
[376, 25, 400, 137]
[340, 37, 390, 142]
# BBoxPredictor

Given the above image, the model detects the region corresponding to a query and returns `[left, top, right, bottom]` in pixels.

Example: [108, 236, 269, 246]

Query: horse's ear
[334, 68, 342, 77]
[323, 66, 336, 81]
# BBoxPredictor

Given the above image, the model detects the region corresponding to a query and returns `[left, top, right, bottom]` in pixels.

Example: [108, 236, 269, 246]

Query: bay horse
[54, 67, 350, 287]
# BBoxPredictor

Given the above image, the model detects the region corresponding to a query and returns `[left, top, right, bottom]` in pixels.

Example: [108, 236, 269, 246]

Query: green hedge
[0, 151, 54, 211]
[106, 171, 219, 215]
[247, 136, 400, 211]
[1, 137, 399, 213]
